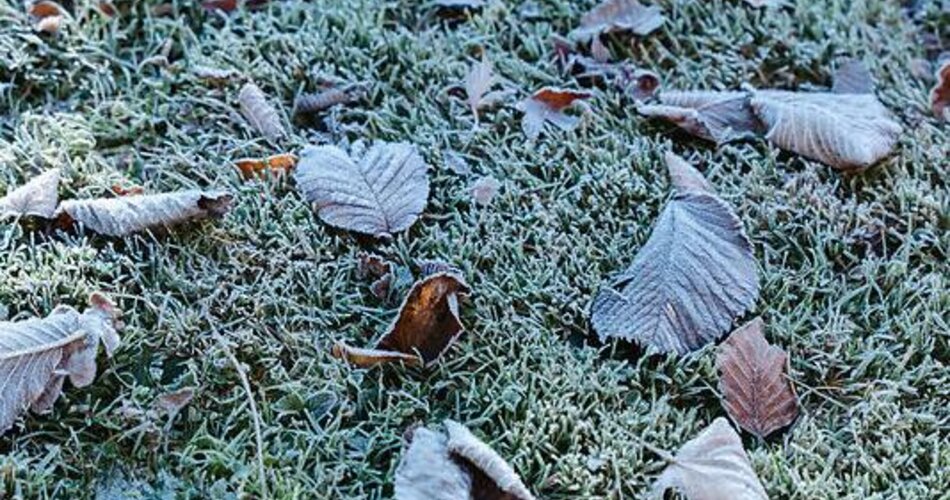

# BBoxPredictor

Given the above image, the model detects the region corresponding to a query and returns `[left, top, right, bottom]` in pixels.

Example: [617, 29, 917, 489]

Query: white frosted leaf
[665, 152, 712, 193]
[445, 420, 536, 500]
[0, 169, 60, 219]
[638, 91, 763, 144]
[651, 418, 768, 500]
[591, 156, 758, 354]
[750, 90, 902, 171]
[294, 142, 430, 238]
[238, 82, 286, 141]
[57, 190, 232, 237]
[570, 0, 666, 41]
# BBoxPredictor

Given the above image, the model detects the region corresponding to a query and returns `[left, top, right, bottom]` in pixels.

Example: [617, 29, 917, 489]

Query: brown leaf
[357, 252, 393, 280]
[717, 317, 799, 439]
[638, 91, 764, 145]
[28, 1, 65, 34]
[650, 418, 768, 500]
[0, 293, 122, 435]
[395, 420, 535, 500]
[931, 60, 950, 120]
[332, 273, 470, 368]
[155, 387, 196, 417]
[0, 169, 60, 219]
[110, 184, 145, 197]
[570, 0, 666, 41]
[233, 153, 298, 179]
[57, 190, 232, 236]
[238, 82, 286, 142]
[516, 88, 592, 140]
[471, 176, 501, 206]
[293, 83, 368, 116]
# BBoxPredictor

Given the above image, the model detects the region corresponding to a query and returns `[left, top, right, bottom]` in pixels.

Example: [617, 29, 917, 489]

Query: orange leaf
[931, 61, 950, 121]
[233, 153, 298, 179]
[28, 0, 64, 17]
[111, 184, 145, 197]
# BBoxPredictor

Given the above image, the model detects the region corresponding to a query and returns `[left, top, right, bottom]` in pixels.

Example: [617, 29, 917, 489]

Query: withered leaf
[28, 1, 65, 34]
[638, 91, 764, 145]
[570, 0, 665, 41]
[293, 83, 368, 116]
[57, 190, 232, 237]
[234, 153, 298, 179]
[931, 60, 950, 120]
[110, 184, 145, 197]
[650, 418, 768, 500]
[664, 152, 712, 193]
[294, 142, 430, 238]
[238, 82, 286, 142]
[155, 387, 196, 418]
[465, 57, 500, 123]
[516, 87, 592, 140]
[0, 169, 60, 219]
[395, 420, 535, 500]
[192, 65, 240, 83]
[0, 293, 121, 435]
[332, 272, 470, 368]
[751, 90, 903, 171]
[471, 176, 500, 206]
[717, 317, 799, 439]
[590, 154, 758, 354]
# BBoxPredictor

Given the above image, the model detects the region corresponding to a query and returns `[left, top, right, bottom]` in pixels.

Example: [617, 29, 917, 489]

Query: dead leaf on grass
[0, 169, 60, 219]
[930, 60, 950, 120]
[155, 387, 196, 418]
[570, 0, 666, 41]
[464, 57, 511, 123]
[638, 91, 764, 145]
[516, 87, 592, 140]
[238, 82, 286, 142]
[57, 190, 232, 236]
[294, 83, 368, 116]
[234, 153, 298, 179]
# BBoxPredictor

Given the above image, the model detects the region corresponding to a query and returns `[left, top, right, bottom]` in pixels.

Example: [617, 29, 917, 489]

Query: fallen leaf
[395, 420, 535, 500]
[617, 68, 661, 100]
[751, 90, 903, 171]
[570, 0, 665, 41]
[332, 272, 470, 367]
[294, 142, 430, 238]
[192, 65, 240, 83]
[664, 152, 711, 193]
[831, 59, 874, 94]
[34, 15, 63, 33]
[293, 83, 368, 116]
[27, 0, 64, 17]
[0, 293, 121, 435]
[465, 57, 501, 123]
[638, 91, 764, 144]
[155, 387, 196, 417]
[471, 176, 500, 206]
[0, 169, 60, 219]
[57, 190, 232, 236]
[357, 252, 395, 300]
[238, 82, 286, 142]
[650, 418, 768, 500]
[110, 184, 145, 197]
[233, 153, 298, 179]
[931, 60, 950, 120]
[590, 154, 759, 354]
[516, 88, 592, 140]
[416, 259, 462, 277]
[717, 317, 799, 439]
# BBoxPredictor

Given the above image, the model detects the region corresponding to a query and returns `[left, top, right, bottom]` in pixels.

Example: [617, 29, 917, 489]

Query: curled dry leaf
[233, 153, 298, 179]
[294, 142, 430, 238]
[155, 387, 196, 418]
[638, 91, 764, 145]
[0, 293, 121, 435]
[294, 83, 368, 116]
[931, 60, 950, 120]
[590, 154, 758, 354]
[395, 420, 535, 500]
[471, 176, 501, 206]
[57, 190, 232, 237]
[192, 65, 241, 83]
[717, 317, 799, 439]
[238, 82, 286, 142]
[570, 0, 666, 41]
[0, 169, 60, 219]
[650, 418, 768, 500]
[332, 272, 470, 368]
[516, 88, 592, 140]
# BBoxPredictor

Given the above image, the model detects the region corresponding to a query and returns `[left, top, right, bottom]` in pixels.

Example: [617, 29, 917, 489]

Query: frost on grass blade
[0, 294, 121, 435]
[650, 418, 768, 500]
[570, 0, 666, 41]
[395, 420, 535, 500]
[294, 142, 430, 238]
[591, 154, 758, 354]
[57, 190, 232, 236]
[516, 88, 592, 140]
[717, 317, 799, 439]
[238, 82, 286, 142]
[332, 273, 470, 368]
[638, 91, 764, 145]
[0, 169, 60, 219]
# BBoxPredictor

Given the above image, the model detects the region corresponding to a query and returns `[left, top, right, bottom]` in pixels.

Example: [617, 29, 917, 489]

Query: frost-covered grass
[0, 0, 947, 498]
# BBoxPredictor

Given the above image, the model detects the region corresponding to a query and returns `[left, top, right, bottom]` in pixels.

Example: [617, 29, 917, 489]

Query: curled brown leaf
[931, 60, 950, 120]
[233, 153, 298, 179]
[516, 87, 592, 140]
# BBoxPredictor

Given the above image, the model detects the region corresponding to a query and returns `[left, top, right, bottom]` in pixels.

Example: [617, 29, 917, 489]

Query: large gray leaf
[0, 169, 60, 218]
[57, 190, 232, 237]
[638, 91, 764, 145]
[0, 294, 121, 435]
[751, 90, 903, 171]
[651, 417, 768, 500]
[591, 155, 758, 354]
[570, 0, 666, 41]
[294, 142, 430, 238]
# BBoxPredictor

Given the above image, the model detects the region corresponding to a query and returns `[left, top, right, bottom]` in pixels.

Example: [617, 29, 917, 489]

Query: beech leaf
[57, 190, 232, 237]
[395, 420, 535, 500]
[717, 317, 799, 439]
[570, 0, 666, 41]
[238, 82, 286, 141]
[931, 60, 950, 120]
[516, 87, 592, 140]
[638, 91, 764, 145]
[750, 90, 903, 171]
[0, 169, 60, 219]
[590, 154, 759, 354]
[650, 417, 768, 500]
[294, 142, 430, 238]
[0, 293, 121, 435]
[332, 272, 470, 367]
